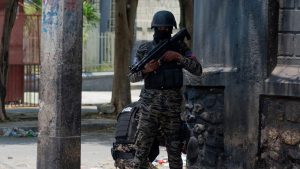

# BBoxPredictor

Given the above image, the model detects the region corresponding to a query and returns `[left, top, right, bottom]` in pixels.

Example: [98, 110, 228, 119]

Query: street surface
[0, 128, 173, 169]
[0, 129, 115, 169]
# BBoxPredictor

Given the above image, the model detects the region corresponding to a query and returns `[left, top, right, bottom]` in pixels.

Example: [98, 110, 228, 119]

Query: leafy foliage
[83, 0, 100, 44]
[83, 1, 99, 27]
[24, 0, 100, 44]
[24, 0, 42, 14]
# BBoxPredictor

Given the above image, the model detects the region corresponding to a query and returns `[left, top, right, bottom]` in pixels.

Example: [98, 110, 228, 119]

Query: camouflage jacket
[129, 40, 202, 99]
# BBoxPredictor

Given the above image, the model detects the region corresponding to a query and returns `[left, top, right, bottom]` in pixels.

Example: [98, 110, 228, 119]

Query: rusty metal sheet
[0, 2, 25, 65]
[1, 1, 27, 104]
[5, 65, 24, 103]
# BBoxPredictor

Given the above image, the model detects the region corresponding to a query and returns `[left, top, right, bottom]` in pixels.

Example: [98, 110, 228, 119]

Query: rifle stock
[128, 28, 191, 76]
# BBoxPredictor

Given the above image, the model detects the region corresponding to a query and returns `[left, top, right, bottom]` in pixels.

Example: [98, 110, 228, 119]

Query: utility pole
[37, 1, 82, 168]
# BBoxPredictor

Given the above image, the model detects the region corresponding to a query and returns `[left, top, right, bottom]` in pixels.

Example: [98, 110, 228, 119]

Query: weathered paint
[37, 0, 83, 168]
[191, 0, 269, 168]
[190, 0, 300, 168]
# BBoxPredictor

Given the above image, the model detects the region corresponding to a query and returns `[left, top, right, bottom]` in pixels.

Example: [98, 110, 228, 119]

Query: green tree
[24, 0, 41, 14]
[83, 0, 100, 43]
[0, 0, 19, 121]
[24, 0, 99, 40]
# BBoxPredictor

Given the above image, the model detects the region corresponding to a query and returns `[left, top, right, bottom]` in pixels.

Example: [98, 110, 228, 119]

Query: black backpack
[115, 102, 140, 144]
[111, 101, 160, 162]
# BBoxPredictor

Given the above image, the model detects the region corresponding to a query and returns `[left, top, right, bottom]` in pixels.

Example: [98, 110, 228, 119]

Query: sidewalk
[0, 89, 141, 136]
[82, 89, 141, 104]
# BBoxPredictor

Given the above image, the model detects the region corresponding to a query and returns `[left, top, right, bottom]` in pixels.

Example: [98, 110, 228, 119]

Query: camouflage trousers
[134, 89, 183, 169]
[115, 159, 158, 169]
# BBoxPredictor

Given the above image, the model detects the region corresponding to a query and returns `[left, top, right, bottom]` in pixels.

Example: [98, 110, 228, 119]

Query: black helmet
[151, 10, 177, 29]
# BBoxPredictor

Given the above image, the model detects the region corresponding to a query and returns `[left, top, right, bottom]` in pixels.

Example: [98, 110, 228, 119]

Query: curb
[0, 119, 116, 137]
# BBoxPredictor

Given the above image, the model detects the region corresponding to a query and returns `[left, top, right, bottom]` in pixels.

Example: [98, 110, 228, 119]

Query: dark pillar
[37, 1, 82, 169]
[192, 0, 269, 168]
[260, 0, 300, 168]
[100, 0, 111, 33]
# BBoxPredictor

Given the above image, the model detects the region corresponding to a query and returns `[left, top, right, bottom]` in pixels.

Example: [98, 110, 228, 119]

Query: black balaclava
[153, 27, 172, 43]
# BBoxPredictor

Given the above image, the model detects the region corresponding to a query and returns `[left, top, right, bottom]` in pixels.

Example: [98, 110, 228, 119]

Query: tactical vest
[144, 42, 183, 90]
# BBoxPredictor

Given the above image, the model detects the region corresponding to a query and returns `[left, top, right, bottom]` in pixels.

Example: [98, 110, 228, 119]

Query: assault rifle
[128, 28, 191, 76]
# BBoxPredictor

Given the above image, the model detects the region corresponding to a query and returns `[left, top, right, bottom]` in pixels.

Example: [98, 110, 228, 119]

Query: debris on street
[0, 127, 38, 137]
[152, 154, 187, 169]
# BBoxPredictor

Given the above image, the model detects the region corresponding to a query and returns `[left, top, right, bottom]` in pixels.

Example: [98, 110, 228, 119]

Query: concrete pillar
[192, 0, 269, 168]
[100, 0, 111, 33]
[261, 1, 300, 168]
[37, 1, 82, 169]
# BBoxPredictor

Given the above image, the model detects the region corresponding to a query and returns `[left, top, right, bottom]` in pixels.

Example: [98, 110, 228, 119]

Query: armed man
[129, 10, 202, 169]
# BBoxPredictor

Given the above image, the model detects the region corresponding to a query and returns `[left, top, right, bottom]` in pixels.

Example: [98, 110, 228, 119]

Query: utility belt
[145, 68, 183, 90]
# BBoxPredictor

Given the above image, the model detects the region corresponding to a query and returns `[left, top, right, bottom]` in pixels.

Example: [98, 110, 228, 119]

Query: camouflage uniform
[129, 40, 202, 169]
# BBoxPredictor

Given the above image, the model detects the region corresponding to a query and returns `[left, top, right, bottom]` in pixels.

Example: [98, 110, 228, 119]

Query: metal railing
[23, 64, 40, 106]
[83, 32, 115, 72]
[5, 11, 117, 106]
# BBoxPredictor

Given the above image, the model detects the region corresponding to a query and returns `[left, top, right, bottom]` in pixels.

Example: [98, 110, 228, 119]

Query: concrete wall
[259, 96, 300, 169]
[184, 86, 225, 168]
[265, 0, 300, 96]
[187, 0, 293, 168]
[260, 0, 300, 168]
[188, 0, 300, 168]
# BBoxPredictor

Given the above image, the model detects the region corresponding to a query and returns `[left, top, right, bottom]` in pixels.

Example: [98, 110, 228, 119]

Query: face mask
[153, 27, 172, 43]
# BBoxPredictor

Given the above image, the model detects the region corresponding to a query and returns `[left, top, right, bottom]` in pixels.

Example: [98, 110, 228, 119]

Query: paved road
[81, 89, 141, 104]
[22, 89, 142, 105]
[0, 129, 174, 169]
[1, 88, 189, 169]
[0, 129, 116, 169]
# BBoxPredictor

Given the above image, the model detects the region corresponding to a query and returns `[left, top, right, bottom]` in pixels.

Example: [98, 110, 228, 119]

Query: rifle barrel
[128, 28, 190, 75]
